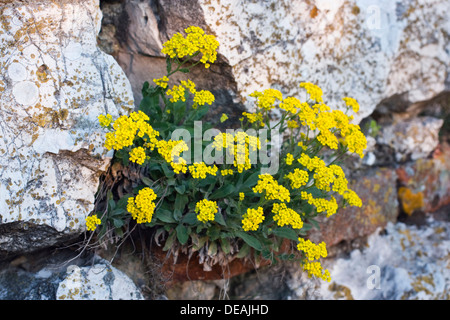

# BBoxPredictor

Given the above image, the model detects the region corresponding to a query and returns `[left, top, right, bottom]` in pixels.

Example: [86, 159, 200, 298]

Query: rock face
[100, 0, 449, 125]
[0, 0, 134, 256]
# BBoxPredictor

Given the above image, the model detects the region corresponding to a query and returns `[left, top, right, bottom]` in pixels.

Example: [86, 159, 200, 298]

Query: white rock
[0, 0, 134, 252]
[56, 260, 144, 300]
[287, 218, 450, 300]
[198, 0, 450, 124]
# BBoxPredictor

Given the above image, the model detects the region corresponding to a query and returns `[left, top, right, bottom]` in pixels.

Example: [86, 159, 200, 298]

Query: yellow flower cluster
[156, 139, 189, 174]
[127, 187, 157, 224]
[280, 96, 301, 114]
[104, 111, 159, 151]
[129, 146, 147, 165]
[166, 84, 186, 103]
[242, 111, 264, 126]
[301, 192, 338, 217]
[297, 238, 328, 261]
[343, 189, 363, 207]
[153, 76, 169, 89]
[161, 26, 219, 68]
[285, 153, 295, 165]
[98, 114, 113, 127]
[221, 169, 233, 176]
[166, 79, 215, 107]
[242, 207, 265, 231]
[284, 168, 309, 189]
[299, 82, 323, 103]
[342, 96, 360, 113]
[212, 131, 261, 173]
[195, 199, 218, 223]
[297, 238, 330, 282]
[272, 203, 303, 229]
[252, 174, 290, 203]
[287, 120, 299, 129]
[249, 88, 283, 111]
[239, 192, 245, 201]
[302, 261, 331, 282]
[193, 90, 215, 106]
[86, 214, 101, 231]
[189, 162, 218, 179]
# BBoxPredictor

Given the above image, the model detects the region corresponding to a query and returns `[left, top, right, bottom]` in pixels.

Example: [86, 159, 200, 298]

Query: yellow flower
[242, 207, 265, 231]
[127, 187, 157, 224]
[153, 76, 169, 89]
[302, 261, 331, 282]
[161, 26, 219, 68]
[299, 82, 323, 103]
[285, 153, 295, 165]
[297, 238, 328, 261]
[195, 199, 218, 223]
[166, 84, 186, 103]
[98, 114, 113, 127]
[188, 162, 218, 179]
[280, 96, 301, 114]
[287, 120, 299, 129]
[193, 90, 215, 106]
[86, 214, 101, 231]
[156, 139, 189, 174]
[220, 169, 233, 176]
[253, 174, 290, 203]
[342, 96, 360, 113]
[272, 203, 303, 229]
[220, 113, 228, 123]
[242, 112, 264, 126]
[301, 192, 338, 217]
[250, 88, 283, 111]
[103, 111, 159, 151]
[285, 168, 309, 189]
[343, 189, 362, 207]
[129, 146, 147, 165]
[343, 124, 367, 159]
[239, 192, 245, 201]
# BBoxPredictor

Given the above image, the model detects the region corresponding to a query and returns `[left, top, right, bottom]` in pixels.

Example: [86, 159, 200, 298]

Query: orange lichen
[398, 187, 424, 215]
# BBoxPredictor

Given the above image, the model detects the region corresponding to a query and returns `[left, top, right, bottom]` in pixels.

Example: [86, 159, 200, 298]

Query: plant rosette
[88, 26, 367, 282]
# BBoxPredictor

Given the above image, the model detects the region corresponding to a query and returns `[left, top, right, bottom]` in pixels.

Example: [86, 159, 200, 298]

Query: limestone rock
[288, 218, 450, 300]
[56, 259, 144, 300]
[0, 0, 134, 256]
[198, 0, 449, 123]
[377, 116, 443, 162]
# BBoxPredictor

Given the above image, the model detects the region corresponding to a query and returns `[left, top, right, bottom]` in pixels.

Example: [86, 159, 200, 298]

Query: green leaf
[163, 230, 176, 251]
[207, 225, 221, 241]
[161, 162, 174, 178]
[176, 224, 189, 245]
[208, 241, 218, 256]
[141, 176, 154, 187]
[155, 208, 176, 223]
[236, 243, 250, 258]
[209, 184, 235, 200]
[214, 211, 227, 226]
[112, 218, 124, 228]
[219, 237, 231, 255]
[182, 212, 198, 225]
[236, 231, 262, 252]
[272, 227, 299, 241]
[241, 171, 260, 190]
[174, 193, 188, 221]
[174, 184, 186, 194]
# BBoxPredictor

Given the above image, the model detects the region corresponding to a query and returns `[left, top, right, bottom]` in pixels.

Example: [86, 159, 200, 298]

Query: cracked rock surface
[0, 0, 134, 256]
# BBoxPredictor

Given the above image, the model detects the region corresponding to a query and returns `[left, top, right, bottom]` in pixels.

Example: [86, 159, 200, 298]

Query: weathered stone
[0, 0, 134, 256]
[308, 167, 399, 248]
[377, 116, 443, 162]
[56, 259, 144, 300]
[396, 142, 450, 215]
